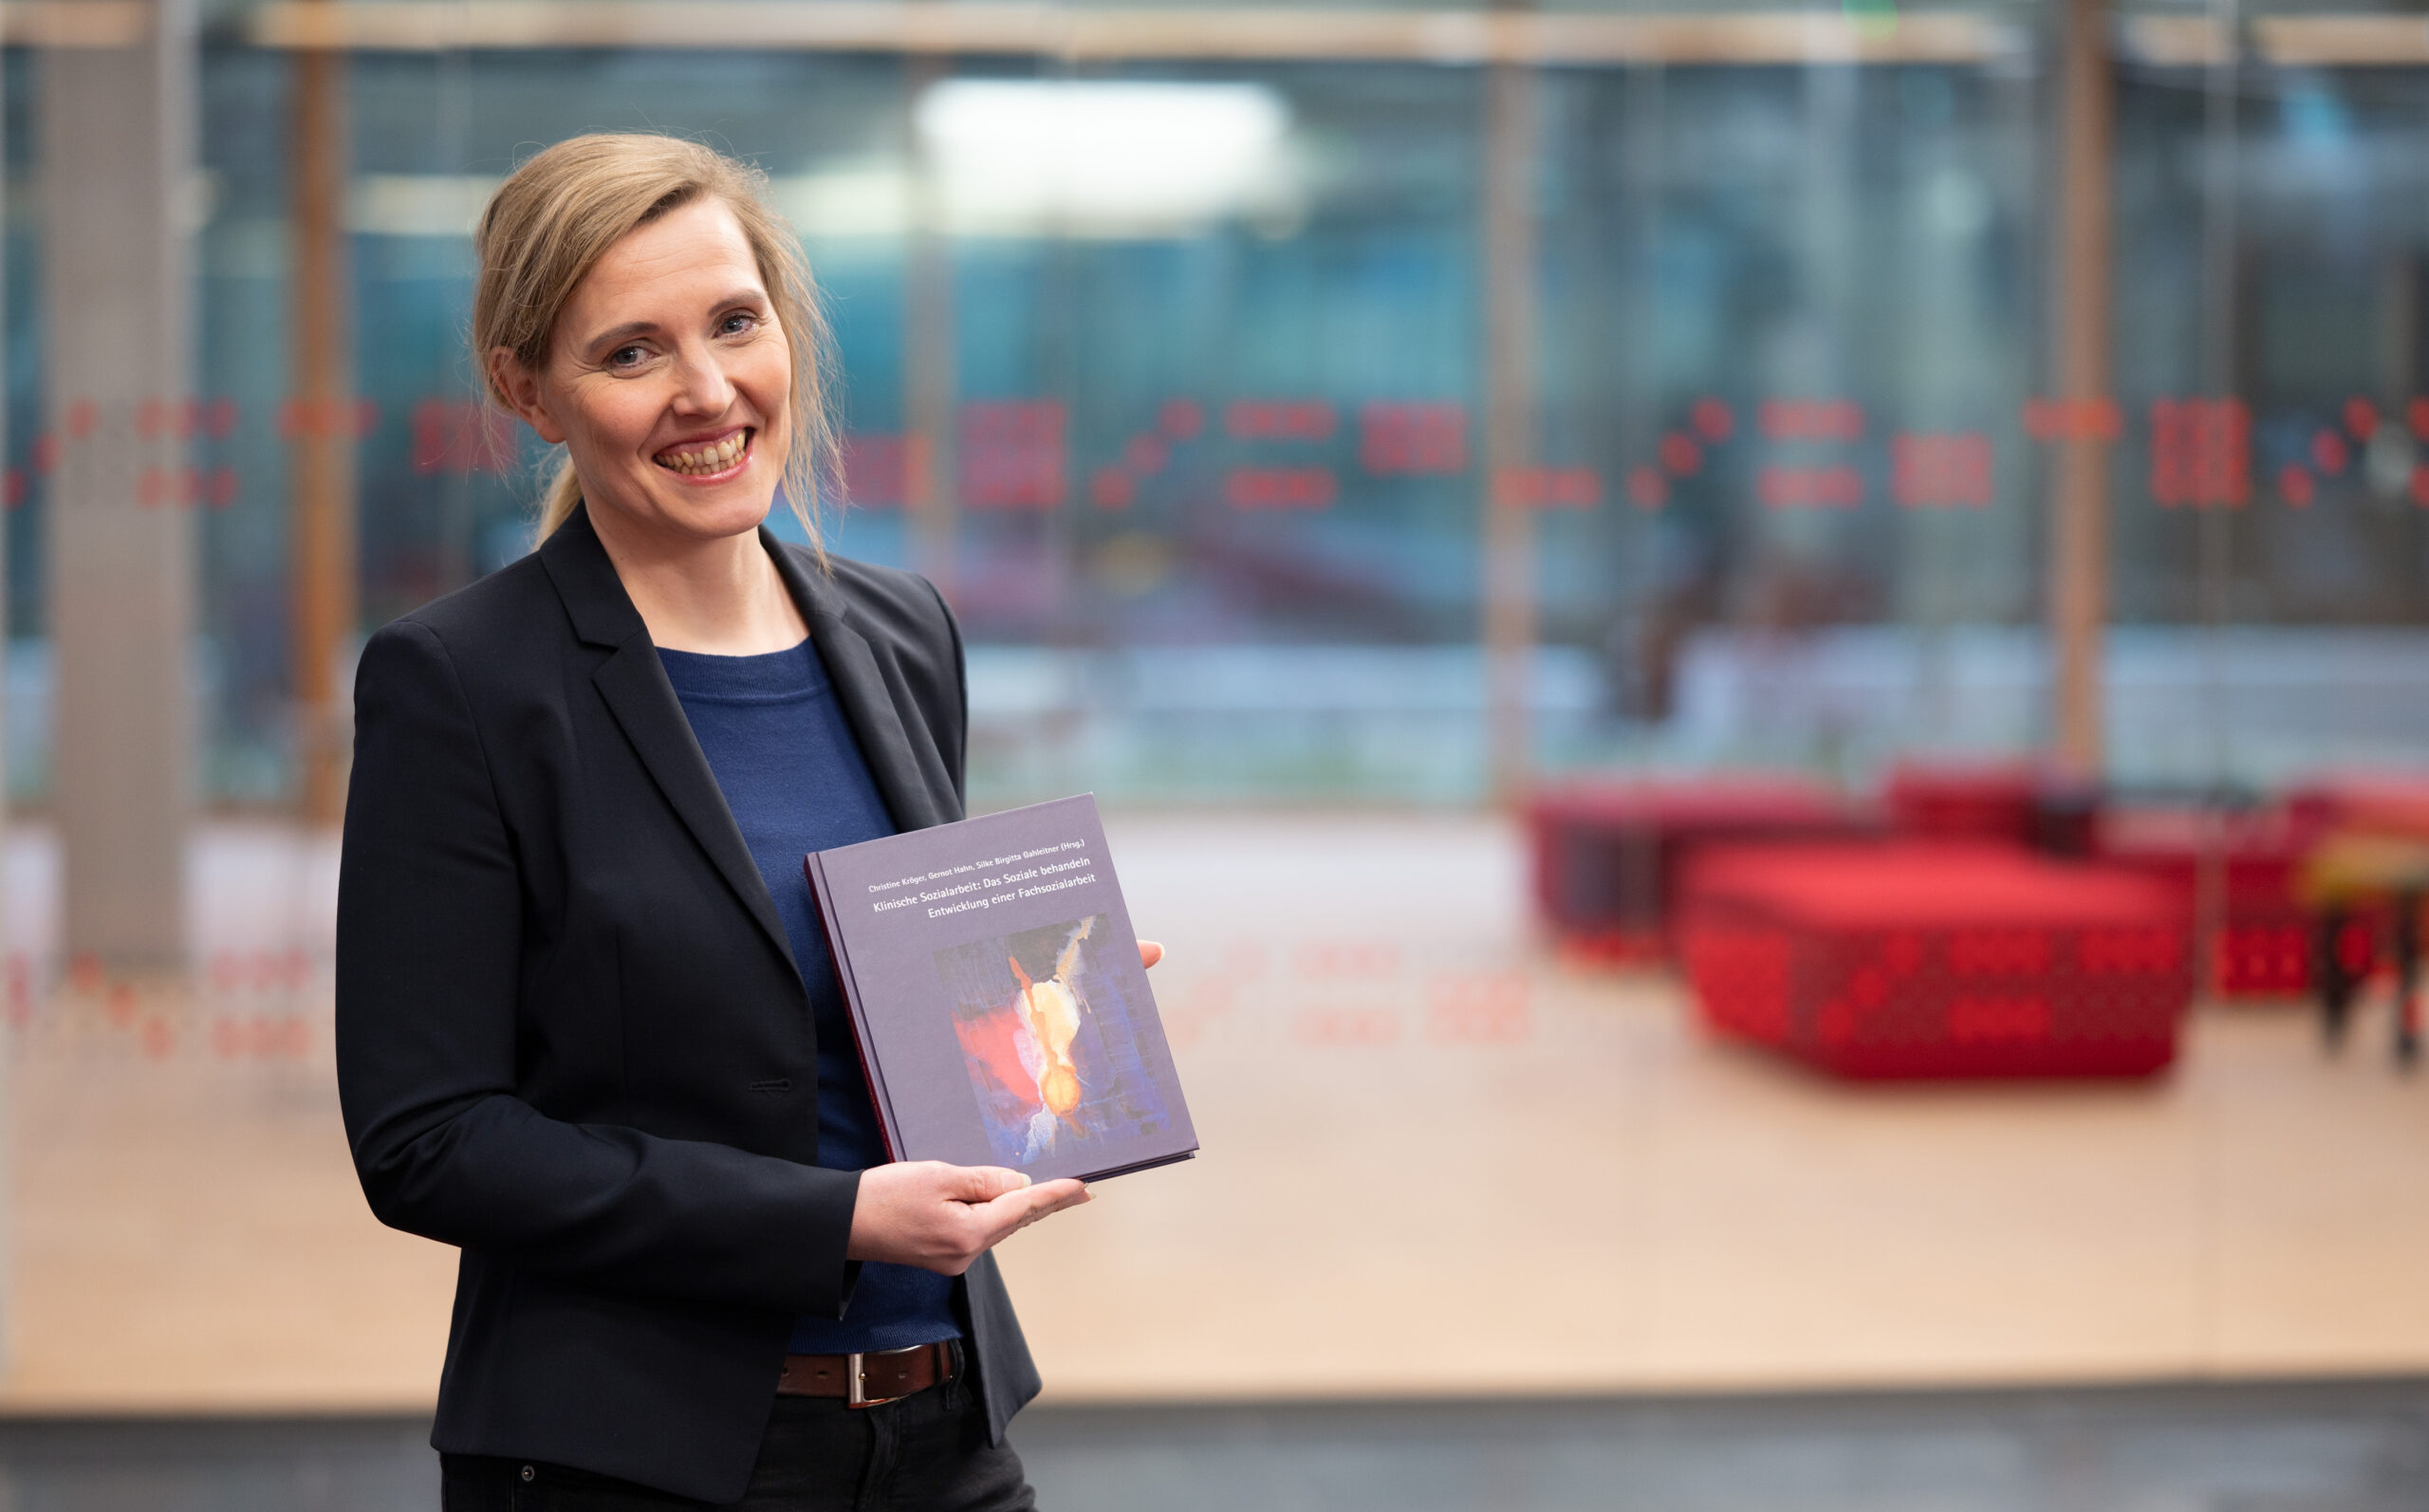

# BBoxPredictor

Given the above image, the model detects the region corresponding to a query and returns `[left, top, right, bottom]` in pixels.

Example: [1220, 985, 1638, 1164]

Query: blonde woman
[336, 135, 1137, 1509]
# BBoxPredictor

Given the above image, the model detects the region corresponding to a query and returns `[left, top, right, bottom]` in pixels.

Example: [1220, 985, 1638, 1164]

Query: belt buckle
[844, 1348, 913, 1410]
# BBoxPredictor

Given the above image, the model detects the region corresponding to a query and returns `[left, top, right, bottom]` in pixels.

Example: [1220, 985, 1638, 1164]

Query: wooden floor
[4, 816, 2428, 1413]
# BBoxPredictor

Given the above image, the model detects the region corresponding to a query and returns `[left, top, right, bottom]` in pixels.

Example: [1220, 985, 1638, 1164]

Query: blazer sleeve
[335, 618, 861, 1318]
[926, 576, 970, 812]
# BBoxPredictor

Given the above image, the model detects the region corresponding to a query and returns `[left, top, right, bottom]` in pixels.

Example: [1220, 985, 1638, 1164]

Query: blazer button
[520, 1465, 536, 1483]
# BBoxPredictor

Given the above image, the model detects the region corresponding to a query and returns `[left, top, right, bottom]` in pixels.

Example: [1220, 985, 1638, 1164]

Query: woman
[336, 134, 1133, 1509]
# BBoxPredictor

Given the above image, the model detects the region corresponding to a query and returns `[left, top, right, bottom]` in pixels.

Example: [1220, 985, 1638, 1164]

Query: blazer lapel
[543, 507, 799, 974]
[767, 533, 955, 833]
[590, 643, 797, 971]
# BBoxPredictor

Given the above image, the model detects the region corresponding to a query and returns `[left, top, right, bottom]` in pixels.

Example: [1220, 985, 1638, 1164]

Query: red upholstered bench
[1884, 763, 2041, 843]
[1679, 842, 2192, 1079]
[1882, 760, 2102, 854]
[2095, 808, 2313, 997]
[1528, 779, 1864, 964]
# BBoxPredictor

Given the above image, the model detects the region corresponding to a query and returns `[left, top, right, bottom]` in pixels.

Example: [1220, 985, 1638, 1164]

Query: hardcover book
[806, 794, 1198, 1185]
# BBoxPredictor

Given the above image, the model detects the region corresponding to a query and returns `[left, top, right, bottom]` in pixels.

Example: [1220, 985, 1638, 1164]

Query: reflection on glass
[0, 11, 2420, 805]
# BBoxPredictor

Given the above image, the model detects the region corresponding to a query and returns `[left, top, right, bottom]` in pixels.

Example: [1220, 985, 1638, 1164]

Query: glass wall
[6, 1, 2429, 806]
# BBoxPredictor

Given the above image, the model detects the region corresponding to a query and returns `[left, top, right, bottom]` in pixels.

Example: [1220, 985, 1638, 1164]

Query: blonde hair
[471, 134, 839, 551]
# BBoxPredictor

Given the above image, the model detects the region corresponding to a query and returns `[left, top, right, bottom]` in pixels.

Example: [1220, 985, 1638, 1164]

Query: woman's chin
[616, 476, 776, 543]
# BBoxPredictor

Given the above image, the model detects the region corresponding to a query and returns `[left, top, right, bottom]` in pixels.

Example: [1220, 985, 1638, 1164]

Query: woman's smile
[653, 424, 755, 481]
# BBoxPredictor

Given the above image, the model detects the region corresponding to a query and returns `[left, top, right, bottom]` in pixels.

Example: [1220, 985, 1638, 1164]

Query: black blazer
[335, 504, 1038, 1503]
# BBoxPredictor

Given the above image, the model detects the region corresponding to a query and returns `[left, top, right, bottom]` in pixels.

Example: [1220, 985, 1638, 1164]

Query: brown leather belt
[777, 1341, 958, 1409]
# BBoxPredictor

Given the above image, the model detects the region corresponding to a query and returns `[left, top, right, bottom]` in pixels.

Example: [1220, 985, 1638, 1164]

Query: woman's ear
[489, 346, 567, 446]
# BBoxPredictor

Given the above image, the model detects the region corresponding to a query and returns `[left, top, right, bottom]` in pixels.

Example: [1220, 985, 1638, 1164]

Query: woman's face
[494, 196, 790, 547]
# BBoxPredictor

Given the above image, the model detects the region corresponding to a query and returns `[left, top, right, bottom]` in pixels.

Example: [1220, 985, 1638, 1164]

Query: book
[806, 794, 1198, 1185]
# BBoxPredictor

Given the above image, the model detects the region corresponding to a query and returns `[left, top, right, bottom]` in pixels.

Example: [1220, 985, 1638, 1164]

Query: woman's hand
[847, 1162, 1090, 1275]
[847, 944, 1154, 1275]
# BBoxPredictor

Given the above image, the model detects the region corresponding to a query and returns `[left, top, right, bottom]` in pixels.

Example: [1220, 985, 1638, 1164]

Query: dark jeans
[438, 1377, 1036, 1512]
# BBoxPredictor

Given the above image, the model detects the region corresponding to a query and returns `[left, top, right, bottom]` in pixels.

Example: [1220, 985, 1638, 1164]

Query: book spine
[1073, 1148, 1197, 1185]
[805, 850, 903, 1164]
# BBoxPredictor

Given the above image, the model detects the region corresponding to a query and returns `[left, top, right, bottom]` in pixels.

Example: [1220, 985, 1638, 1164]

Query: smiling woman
[335, 135, 1126, 1511]
[482, 191, 818, 655]
[471, 138, 839, 562]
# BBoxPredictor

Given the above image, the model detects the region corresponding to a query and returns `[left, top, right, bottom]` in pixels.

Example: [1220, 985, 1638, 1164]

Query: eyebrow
[576, 288, 769, 354]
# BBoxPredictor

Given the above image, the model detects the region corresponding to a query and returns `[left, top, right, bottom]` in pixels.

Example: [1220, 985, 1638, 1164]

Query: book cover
[806, 794, 1198, 1185]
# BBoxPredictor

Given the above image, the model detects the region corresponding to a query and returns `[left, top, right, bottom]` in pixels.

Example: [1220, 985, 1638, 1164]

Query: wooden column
[0, 42, 8, 839]
[290, 9, 356, 826]
[1481, 53, 1541, 803]
[904, 51, 958, 599]
[2048, 0, 2115, 781]
[43, 0, 198, 971]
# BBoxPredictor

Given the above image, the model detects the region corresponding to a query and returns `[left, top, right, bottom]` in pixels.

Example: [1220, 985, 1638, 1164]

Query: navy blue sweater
[658, 638, 961, 1355]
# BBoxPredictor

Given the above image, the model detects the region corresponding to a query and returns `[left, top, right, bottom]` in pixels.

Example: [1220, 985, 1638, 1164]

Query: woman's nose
[667, 342, 735, 415]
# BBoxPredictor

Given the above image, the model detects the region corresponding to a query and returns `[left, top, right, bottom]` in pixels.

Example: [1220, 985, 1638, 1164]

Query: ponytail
[533, 452, 584, 544]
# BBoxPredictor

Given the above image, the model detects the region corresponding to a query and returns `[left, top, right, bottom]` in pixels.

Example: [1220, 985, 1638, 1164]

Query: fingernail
[1017, 1173, 1033, 1189]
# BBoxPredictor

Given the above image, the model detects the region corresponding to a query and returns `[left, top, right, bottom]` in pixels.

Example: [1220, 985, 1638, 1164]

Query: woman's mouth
[653, 428, 751, 478]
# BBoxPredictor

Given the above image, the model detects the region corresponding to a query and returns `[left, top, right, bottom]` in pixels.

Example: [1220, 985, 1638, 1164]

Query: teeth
[656, 433, 748, 474]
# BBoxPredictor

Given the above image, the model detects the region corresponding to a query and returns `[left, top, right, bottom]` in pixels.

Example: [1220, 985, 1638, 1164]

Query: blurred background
[8, 0, 2429, 1507]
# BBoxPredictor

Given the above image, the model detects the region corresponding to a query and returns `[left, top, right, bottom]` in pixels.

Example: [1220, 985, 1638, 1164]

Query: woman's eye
[719, 311, 759, 337]
[607, 345, 647, 371]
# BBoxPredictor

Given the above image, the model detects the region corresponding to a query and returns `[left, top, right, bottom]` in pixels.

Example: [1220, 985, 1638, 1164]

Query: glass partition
[1, 2, 2423, 805]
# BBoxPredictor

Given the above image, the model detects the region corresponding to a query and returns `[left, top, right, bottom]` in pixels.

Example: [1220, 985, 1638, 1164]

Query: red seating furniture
[1680, 842, 2192, 1079]
[1528, 779, 1863, 963]
[2094, 808, 2312, 996]
[1883, 762, 2041, 844]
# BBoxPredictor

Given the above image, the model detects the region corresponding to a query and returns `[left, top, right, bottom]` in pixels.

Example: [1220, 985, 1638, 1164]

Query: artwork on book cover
[807, 794, 1197, 1185]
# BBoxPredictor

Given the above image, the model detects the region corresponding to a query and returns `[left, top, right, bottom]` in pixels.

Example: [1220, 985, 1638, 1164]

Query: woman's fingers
[1139, 939, 1165, 969]
[850, 1163, 1092, 1272]
[973, 1177, 1089, 1245]
[936, 1163, 1032, 1205]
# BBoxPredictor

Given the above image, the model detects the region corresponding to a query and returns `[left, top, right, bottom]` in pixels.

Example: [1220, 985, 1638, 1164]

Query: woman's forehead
[568, 199, 765, 325]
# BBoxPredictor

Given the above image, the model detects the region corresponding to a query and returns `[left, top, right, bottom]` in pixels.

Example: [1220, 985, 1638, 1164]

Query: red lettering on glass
[1225, 466, 1336, 510]
[2022, 397, 2121, 443]
[1359, 402, 1467, 474]
[1758, 464, 1863, 509]
[2149, 397, 2249, 507]
[1494, 467, 1600, 509]
[1760, 399, 1864, 443]
[1891, 432, 1993, 508]
[960, 400, 1066, 509]
[1227, 399, 1337, 442]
